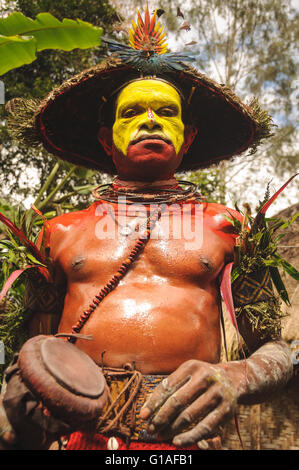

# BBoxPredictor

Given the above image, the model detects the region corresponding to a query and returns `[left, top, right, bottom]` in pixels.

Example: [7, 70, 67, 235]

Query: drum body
[17, 335, 107, 428]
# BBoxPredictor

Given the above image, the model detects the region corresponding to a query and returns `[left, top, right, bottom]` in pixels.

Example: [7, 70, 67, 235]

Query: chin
[112, 140, 183, 180]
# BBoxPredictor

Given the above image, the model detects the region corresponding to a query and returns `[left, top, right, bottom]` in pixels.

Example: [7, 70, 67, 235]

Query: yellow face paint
[113, 80, 185, 156]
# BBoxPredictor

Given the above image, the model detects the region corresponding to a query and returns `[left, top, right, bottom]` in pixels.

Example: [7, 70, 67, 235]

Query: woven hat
[6, 5, 273, 174]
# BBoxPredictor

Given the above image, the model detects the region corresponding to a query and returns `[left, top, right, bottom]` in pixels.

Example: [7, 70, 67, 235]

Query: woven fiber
[222, 374, 299, 450]
[232, 269, 274, 308]
[96, 367, 168, 442]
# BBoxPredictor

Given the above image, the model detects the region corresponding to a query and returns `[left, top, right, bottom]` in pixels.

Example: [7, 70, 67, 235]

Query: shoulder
[47, 201, 102, 232]
[41, 201, 103, 248]
[201, 202, 243, 239]
[202, 202, 243, 222]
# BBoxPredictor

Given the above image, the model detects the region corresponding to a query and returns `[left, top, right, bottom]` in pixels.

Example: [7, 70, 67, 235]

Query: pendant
[118, 219, 147, 237]
[119, 225, 134, 236]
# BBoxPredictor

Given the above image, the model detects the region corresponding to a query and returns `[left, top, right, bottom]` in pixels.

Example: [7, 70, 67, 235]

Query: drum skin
[17, 335, 107, 428]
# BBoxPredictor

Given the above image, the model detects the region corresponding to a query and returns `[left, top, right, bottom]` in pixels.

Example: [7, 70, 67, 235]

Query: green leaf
[25, 253, 45, 266]
[0, 12, 103, 75]
[0, 240, 19, 250]
[73, 184, 98, 194]
[264, 259, 280, 267]
[231, 266, 241, 283]
[0, 34, 37, 75]
[269, 266, 290, 305]
[279, 212, 299, 230]
[276, 256, 299, 281]
[222, 213, 242, 231]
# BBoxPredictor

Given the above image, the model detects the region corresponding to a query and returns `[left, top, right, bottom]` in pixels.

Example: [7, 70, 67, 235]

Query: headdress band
[104, 77, 185, 104]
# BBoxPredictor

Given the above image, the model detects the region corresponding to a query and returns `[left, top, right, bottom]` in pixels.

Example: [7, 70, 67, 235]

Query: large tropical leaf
[0, 34, 37, 76]
[0, 12, 103, 75]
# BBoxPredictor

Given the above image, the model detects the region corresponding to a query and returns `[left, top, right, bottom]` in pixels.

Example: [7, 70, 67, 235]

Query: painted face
[112, 79, 185, 157]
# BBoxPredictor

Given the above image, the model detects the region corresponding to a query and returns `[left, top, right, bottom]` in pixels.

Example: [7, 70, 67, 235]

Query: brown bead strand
[68, 208, 162, 343]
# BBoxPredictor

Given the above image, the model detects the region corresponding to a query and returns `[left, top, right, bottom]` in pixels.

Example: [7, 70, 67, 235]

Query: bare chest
[50, 208, 234, 285]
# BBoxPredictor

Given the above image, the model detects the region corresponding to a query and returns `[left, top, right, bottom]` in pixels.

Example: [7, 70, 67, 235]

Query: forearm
[221, 340, 293, 405]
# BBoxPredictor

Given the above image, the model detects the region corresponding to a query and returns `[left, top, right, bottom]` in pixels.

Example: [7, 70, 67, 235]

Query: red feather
[149, 9, 157, 33]
[144, 3, 150, 35]
[137, 9, 144, 32]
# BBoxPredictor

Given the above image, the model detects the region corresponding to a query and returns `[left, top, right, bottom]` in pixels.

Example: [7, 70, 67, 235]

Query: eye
[121, 106, 143, 118]
[122, 109, 137, 118]
[157, 106, 178, 117]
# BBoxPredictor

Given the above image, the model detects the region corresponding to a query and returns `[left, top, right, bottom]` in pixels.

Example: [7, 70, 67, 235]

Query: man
[0, 6, 293, 450]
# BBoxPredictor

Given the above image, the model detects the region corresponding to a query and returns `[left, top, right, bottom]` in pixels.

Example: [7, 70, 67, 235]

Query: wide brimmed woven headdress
[6, 4, 273, 174]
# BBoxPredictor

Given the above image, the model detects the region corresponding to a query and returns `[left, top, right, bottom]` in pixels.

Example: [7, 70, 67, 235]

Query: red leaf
[0, 267, 34, 303]
[220, 262, 241, 343]
[257, 173, 298, 217]
[0, 211, 45, 264]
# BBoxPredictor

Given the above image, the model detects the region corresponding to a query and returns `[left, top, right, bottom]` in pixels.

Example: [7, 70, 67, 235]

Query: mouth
[130, 134, 172, 146]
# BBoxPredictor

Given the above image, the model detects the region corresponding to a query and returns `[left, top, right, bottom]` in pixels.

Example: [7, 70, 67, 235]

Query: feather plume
[102, 2, 195, 74]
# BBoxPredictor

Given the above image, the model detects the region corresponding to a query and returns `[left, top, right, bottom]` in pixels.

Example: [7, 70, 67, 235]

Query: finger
[156, 383, 220, 439]
[172, 401, 231, 447]
[140, 360, 210, 420]
[197, 440, 209, 450]
[140, 372, 192, 420]
[151, 378, 212, 431]
[169, 383, 221, 435]
[0, 407, 17, 449]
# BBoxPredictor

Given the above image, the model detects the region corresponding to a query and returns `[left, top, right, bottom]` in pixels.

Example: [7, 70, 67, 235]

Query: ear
[97, 126, 113, 156]
[183, 125, 198, 155]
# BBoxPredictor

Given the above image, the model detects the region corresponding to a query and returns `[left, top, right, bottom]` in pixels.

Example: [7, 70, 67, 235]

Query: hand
[0, 396, 18, 450]
[140, 359, 239, 447]
[2, 359, 74, 450]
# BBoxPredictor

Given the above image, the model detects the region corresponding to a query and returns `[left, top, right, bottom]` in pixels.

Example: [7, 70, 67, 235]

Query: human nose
[139, 108, 162, 131]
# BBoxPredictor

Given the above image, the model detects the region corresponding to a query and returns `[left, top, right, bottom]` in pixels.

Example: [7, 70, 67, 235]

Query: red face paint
[147, 107, 155, 123]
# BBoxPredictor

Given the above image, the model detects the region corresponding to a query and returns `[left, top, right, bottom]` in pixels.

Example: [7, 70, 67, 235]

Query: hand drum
[17, 335, 107, 429]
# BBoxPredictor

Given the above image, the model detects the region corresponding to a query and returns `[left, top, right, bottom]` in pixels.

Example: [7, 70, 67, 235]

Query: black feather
[101, 37, 195, 74]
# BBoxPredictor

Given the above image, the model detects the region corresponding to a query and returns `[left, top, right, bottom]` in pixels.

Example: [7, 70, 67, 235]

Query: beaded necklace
[92, 180, 201, 204]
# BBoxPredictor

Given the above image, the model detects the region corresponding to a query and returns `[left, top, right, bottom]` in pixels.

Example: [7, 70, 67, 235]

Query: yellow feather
[154, 22, 161, 33]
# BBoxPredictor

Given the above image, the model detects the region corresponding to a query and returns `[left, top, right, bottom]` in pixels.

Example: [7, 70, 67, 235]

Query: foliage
[0, 286, 31, 384]
[238, 298, 285, 343]
[177, 167, 223, 204]
[0, 12, 103, 75]
[220, 179, 299, 343]
[0, 157, 101, 279]
[225, 189, 299, 304]
[0, 0, 118, 205]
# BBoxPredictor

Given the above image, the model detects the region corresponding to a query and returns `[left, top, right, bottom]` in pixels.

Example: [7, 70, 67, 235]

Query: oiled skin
[45, 200, 239, 375]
